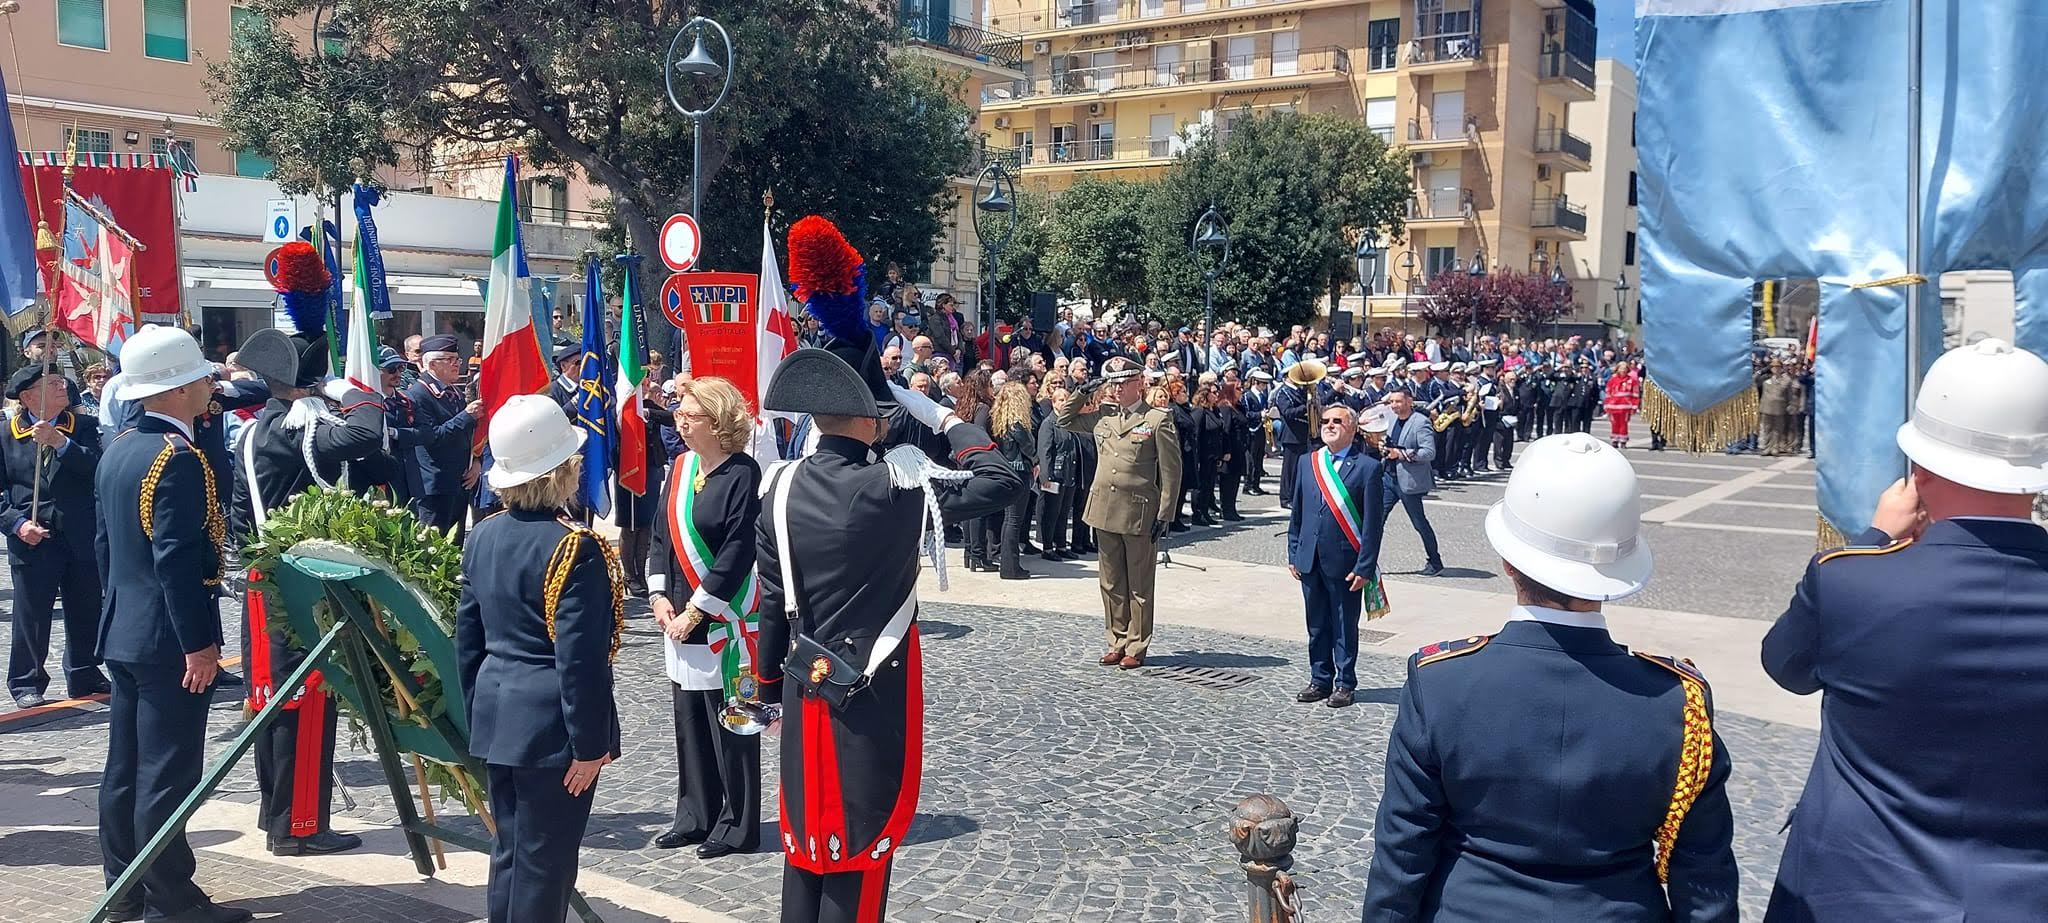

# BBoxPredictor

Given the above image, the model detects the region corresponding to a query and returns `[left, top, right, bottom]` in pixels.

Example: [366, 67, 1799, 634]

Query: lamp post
[1191, 204, 1230, 336]
[970, 159, 1017, 345]
[1549, 264, 1569, 339]
[1468, 249, 1487, 278]
[665, 17, 735, 219]
[1395, 249, 1419, 329]
[1614, 270, 1633, 330]
[1354, 229, 1382, 296]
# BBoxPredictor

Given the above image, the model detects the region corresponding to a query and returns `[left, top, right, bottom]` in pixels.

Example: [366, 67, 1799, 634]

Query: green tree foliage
[206, 12, 401, 198]
[1143, 111, 1411, 331]
[980, 186, 1053, 324]
[210, 0, 972, 295]
[1043, 177, 1150, 312]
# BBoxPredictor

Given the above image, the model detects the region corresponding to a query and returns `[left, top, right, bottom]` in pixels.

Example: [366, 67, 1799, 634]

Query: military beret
[419, 334, 461, 355]
[6, 363, 71, 399]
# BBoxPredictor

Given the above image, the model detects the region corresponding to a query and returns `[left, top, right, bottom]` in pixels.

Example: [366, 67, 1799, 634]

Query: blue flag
[572, 255, 613, 518]
[351, 184, 393, 320]
[1635, 0, 2048, 536]
[0, 66, 34, 316]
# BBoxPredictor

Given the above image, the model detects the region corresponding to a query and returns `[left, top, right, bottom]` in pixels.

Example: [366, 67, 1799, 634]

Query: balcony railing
[1538, 50, 1595, 91]
[1534, 127, 1592, 162]
[900, 3, 1024, 69]
[1024, 135, 1180, 166]
[1403, 32, 1480, 66]
[984, 45, 1348, 104]
[1409, 116, 1476, 143]
[972, 142, 1027, 173]
[1409, 186, 1473, 221]
[1031, 0, 1313, 33]
[1531, 196, 1588, 234]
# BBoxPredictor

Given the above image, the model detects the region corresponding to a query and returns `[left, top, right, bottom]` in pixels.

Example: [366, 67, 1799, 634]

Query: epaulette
[1816, 537, 1912, 565]
[1633, 651, 1708, 686]
[1415, 634, 1492, 666]
[541, 518, 626, 662]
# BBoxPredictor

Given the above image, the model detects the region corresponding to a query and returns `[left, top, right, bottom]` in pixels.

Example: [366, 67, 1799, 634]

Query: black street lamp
[1468, 249, 1488, 278]
[971, 159, 1018, 342]
[1354, 229, 1382, 296]
[1614, 270, 1633, 326]
[1190, 204, 1230, 336]
[665, 17, 735, 219]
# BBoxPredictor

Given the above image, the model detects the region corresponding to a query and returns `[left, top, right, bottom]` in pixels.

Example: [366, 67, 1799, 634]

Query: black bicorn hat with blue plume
[780, 215, 896, 412]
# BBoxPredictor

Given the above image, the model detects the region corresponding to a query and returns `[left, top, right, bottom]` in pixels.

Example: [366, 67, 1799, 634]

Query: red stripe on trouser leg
[874, 626, 924, 849]
[289, 688, 326, 836]
[814, 695, 848, 861]
[245, 581, 272, 710]
[856, 864, 888, 923]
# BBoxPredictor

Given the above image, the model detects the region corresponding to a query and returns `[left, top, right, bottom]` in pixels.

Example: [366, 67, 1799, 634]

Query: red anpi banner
[666, 271, 762, 413]
[23, 166, 180, 318]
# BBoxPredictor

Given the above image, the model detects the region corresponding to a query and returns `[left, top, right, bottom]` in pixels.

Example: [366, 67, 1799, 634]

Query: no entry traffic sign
[660, 213, 702, 272]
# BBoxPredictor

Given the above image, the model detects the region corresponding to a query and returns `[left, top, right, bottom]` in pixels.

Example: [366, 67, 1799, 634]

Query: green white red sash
[668, 452, 761, 699]
[1312, 447, 1365, 552]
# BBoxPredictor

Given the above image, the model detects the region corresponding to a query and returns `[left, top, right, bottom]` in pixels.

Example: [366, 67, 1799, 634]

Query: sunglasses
[1320, 416, 1350, 425]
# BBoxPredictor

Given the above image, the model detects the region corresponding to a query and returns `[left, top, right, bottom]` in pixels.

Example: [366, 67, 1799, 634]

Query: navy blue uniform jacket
[0, 409, 101, 559]
[1363, 619, 1739, 922]
[403, 376, 477, 497]
[1287, 442, 1383, 580]
[457, 510, 622, 768]
[1761, 518, 2048, 921]
[93, 417, 224, 665]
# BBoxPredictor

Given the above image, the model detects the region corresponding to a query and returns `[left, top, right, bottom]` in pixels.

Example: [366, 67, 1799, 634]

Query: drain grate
[1360, 629, 1398, 646]
[1133, 665, 1262, 691]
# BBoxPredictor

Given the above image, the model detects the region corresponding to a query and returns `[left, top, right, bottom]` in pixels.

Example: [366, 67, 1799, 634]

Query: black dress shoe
[69, 680, 112, 698]
[1019, 543, 1043, 555]
[1296, 685, 1331, 703]
[11, 691, 46, 709]
[270, 830, 363, 856]
[1169, 521, 1191, 533]
[697, 841, 741, 859]
[1327, 688, 1356, 708]
[160, 900, 253, 923]
[212, 671, 246, 689]
[653, 830, 705, 849]
[1222, 512, 1245, 522]
[998, 569, 1032, 580]
[1419, 562, 1444, 578]
[105, 898, 144, 922]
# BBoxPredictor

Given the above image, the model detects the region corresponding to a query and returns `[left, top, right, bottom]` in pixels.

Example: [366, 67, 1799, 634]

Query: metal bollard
[1226, 794, 1302, 923]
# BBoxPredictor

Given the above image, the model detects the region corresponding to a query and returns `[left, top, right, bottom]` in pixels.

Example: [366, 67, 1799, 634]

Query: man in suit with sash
[1287, 404, 1389, 708]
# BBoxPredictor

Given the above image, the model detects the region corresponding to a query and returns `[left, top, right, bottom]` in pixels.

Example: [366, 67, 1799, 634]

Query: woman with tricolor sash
[647, 376, 764, 858]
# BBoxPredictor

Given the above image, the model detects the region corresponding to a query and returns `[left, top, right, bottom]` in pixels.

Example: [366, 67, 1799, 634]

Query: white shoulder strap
[762, 459, 802, 619]
[240, 421, 268, 528]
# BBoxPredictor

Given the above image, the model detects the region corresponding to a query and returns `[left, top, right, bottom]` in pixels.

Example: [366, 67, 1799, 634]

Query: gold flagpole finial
[762, 189, 774, 221]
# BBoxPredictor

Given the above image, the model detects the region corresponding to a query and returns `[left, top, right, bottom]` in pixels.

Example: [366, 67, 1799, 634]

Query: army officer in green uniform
[1057, 356, 1182, 669]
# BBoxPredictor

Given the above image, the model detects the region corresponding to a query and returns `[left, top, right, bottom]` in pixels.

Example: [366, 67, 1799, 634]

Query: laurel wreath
[242, 486, 469, 800]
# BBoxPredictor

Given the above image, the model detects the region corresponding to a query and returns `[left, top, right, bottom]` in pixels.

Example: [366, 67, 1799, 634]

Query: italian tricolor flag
[344, 236, 384, 396]
[478, 156, 550, 432]
[616, 262, 648, 495]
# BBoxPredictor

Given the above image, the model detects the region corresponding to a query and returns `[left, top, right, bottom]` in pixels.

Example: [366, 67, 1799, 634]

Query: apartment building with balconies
[1561, 57, 1637, 336]
[976, 0, 1603, 330]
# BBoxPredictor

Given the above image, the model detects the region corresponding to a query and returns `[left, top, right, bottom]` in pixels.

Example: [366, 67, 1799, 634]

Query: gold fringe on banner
[1814, 515, 1848, 553]
[1640, 380, 1760, 455]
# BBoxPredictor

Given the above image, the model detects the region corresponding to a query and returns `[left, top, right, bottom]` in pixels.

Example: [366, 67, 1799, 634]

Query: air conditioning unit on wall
[1413, 152, 1434, 168]
[1537, 163, 1552, 181]
[1089, 102, 1105, 116]
[1033, 40, 1051, 55]
[995, 115, 1011, 129]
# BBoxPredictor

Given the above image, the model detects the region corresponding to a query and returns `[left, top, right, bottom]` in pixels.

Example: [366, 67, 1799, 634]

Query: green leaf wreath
[242, 486, 469, 798]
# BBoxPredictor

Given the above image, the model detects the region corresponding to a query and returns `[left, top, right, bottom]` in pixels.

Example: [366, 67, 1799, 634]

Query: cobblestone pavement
[1167, 445, 1820, 621]
[2, 591, 1816, 921]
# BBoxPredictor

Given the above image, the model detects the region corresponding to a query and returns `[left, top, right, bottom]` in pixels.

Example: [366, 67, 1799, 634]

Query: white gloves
[890, 385, 958, 434]
[321, 378, 355, 403]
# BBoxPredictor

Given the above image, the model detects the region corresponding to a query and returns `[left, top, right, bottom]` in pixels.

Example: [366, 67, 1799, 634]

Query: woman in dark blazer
[990, 380, 1039, 580]
[458, 395, 622, 923]
[646, 376, 762, 859]
[957, 370, 998, 570]
[1035, 378, 1079, 561]
[1168, 380, 1199, 531]
[1212, 382, 1249, 521]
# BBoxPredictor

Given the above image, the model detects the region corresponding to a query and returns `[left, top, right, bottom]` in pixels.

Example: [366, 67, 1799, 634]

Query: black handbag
[786, 633, 864, 708]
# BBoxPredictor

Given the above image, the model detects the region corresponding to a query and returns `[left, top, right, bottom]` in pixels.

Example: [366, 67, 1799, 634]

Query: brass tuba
[1288, 359, 1329, 434]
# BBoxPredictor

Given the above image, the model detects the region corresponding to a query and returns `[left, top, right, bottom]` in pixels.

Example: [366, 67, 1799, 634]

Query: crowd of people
[26, 215, 2039, 923]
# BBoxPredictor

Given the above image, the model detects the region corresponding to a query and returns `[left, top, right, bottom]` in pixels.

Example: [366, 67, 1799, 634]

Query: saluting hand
[1871, 476, 1927, 542]
[182, 644, 221, 694]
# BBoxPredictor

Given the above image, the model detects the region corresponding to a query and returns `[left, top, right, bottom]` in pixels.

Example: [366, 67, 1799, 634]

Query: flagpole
[1902, 0, 1924, 422]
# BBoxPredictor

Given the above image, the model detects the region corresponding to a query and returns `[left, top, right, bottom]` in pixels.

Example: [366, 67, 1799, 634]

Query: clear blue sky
[1597, 2, 1635, 65]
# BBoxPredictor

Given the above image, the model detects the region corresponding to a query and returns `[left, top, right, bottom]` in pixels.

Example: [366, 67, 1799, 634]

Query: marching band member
[457, 395, 623, 923]
[647, 376, 763, 859]
[230, 328, 384, 858]
[755, 216, 1022, 922]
